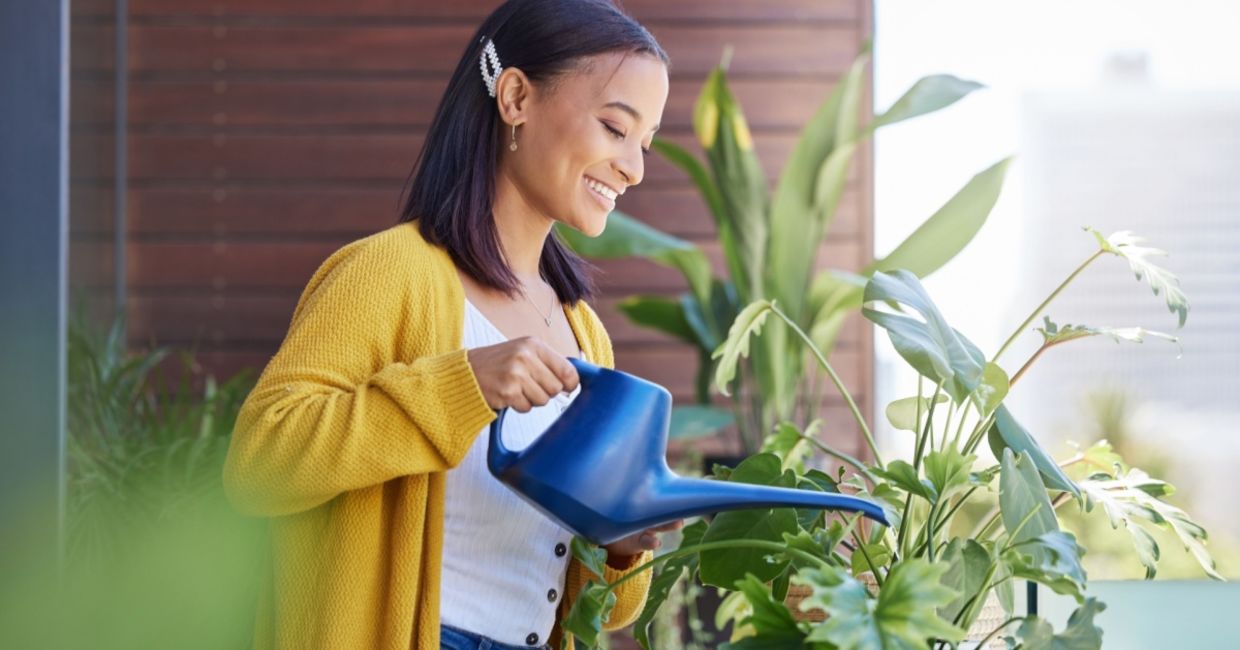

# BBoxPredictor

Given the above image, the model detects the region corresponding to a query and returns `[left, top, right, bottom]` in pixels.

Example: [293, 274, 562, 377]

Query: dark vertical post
[1027, 580, 1038, 616]
[0, 0, 71, 573]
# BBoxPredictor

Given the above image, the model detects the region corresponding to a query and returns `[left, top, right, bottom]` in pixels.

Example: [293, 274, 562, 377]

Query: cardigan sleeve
[222, 235, 496, 518]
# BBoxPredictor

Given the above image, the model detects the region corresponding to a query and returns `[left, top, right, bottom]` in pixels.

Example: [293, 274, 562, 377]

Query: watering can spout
[658, 475, 890, 527]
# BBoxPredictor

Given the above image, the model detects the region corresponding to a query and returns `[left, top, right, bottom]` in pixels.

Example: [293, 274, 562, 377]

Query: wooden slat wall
[70, 0, 876, 459]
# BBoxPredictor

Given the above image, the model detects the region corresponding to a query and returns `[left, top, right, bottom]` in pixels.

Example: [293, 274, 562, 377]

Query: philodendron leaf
[699, 453, 799, 587]
[725, 574, 806, 649]
[1037, 316, 1182, 357]
[873, 460, 938, 503]
[633, 519, 708, 650]
[923, 447, 977, 501]
[711, 299, 775, 396]
[884, 394, 948, 432]
[989, 405, 1080, 497]
[570, 536, 609, 577]
[797, 559, 965, 649]
[999, 449, 1060, 548]
[761, 422, 815, 473]
[975, 362, 1009, 417]
[554, 211, 712, 303]
[562, 578, 617, 649]
[1006, 598, 1106, 650]
[1088, 228, 1189, 328]
[669, 405, 735, 440]
[1079, 467, 1222, 580]
[862, 269, 984, 403]
[1004, 530, 1088, 603]
[937, 538, 992, 626]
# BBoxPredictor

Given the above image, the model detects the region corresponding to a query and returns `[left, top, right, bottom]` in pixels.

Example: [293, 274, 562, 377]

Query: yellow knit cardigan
[222, 222, 654, 650]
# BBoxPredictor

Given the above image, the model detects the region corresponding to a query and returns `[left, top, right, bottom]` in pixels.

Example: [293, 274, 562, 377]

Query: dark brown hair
[396, 0, 669, 305]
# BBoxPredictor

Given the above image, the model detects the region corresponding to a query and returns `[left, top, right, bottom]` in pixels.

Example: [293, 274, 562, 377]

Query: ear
[495, 67, 535, 127]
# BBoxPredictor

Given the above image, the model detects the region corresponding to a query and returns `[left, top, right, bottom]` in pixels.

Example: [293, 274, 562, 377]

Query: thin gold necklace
[520, 282, 556, 326]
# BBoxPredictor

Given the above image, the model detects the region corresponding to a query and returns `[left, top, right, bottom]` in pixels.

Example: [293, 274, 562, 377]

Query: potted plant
[559, 228, 1220, 649]
[557, 41, 1009, 455]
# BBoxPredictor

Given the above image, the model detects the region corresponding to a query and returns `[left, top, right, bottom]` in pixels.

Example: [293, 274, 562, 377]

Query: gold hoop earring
[509, 123, 518, 152]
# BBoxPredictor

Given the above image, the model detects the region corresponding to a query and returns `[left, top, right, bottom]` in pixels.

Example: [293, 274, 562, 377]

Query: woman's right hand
[466, 337, 580, 413]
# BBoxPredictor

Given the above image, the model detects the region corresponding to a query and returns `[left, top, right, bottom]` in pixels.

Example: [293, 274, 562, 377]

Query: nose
[614, 145, 644, 188]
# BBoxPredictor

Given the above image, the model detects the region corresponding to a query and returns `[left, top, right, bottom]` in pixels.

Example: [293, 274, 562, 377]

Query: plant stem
[796, 432, 878, 485]
[973, 616, 1024, 649]
[953, 560, 1000, 629]
[767, 303, 882, 467]
[852, 532, 885, 588]
[991, 250, 1104, 365]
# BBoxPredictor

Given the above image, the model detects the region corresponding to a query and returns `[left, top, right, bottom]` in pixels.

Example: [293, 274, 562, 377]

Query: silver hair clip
[479, 38, 503, 98]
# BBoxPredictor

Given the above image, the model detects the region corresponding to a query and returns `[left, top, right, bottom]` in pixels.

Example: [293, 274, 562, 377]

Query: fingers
[532, 339, 579, 393]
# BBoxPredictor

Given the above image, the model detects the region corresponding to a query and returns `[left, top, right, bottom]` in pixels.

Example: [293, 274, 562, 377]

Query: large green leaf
[766, 44, 870, 322]
[797, 559, 966, 649]
[1004, 530, 1088, 603]
[616, 295, 697, 346]
[722, 574, 807, 649]
[651, 137, 747, 291]
[937, 538, 991, 626]
[871, 157, 1011, 279]
[884, 393, 948, 432]
[699, 454, 800, 587]
[554, 212, 712, 304]
[695, 66, 768, 302]
[1089, 228, 1189, 328]
[924, 447, 978, 502]
[999, 449, 1060, 549]
[866, 74, 986, 134]
[988, 405, 1080, 497]
[1006, 598, 1106, 650]
[862, 269, 984, 403]
[1078, 467, 1221, 580]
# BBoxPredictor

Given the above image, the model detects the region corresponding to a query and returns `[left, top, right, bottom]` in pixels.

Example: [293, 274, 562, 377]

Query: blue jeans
[439, 623, 552, 650]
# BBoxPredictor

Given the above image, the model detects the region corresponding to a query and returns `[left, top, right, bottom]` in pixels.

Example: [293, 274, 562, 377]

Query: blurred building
[1013, 52, 1240, 533]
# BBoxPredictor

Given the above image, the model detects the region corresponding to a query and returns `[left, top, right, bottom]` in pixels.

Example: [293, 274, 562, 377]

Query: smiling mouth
[584, 176, 618, 209]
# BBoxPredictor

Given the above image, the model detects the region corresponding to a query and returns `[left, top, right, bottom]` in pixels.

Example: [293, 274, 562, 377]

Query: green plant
[65, 309, 254, 565]
[559, 228, 1220, 649]
[557, 41, 1009, 453]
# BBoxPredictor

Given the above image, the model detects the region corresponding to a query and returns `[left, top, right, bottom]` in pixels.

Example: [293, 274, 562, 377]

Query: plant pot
[783, 574, 1007, 649]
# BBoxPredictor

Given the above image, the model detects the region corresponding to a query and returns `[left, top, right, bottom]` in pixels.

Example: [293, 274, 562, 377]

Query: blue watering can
[487, 357, 889, 545]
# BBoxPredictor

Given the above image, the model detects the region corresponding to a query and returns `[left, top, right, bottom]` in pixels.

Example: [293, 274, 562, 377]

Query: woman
[222, 1, 682, 649]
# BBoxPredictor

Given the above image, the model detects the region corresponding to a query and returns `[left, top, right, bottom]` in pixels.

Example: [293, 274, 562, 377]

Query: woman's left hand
[601, 519, 685, 560]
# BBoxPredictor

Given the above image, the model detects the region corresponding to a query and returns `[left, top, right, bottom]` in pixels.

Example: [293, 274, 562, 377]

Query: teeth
[586, 177, 618, 200]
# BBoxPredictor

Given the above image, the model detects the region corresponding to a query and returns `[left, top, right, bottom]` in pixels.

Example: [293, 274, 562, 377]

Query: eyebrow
[603, 101, 660, 133]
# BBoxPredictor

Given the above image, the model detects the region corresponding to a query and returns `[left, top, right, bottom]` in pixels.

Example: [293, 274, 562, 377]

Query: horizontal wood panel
[74, 0, 858, 23]
[74, 77, 843, 131]
[147, 343, 866, 408]
[125, 291, 867, 350]
[72, 23, 860, 77]
[69, 183, 864, 242]
[72, 131, 863, 188]
[73, 237, 863, 292]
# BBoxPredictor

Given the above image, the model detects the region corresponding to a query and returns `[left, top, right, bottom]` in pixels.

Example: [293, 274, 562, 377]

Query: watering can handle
[488, 355, 596, 476]
[568, 356, 603, 390]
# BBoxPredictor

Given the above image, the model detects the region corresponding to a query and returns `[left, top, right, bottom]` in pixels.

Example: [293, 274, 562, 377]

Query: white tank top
[438, 297, 582, 647]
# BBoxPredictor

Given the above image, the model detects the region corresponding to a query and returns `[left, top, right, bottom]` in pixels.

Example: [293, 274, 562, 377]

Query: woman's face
[502, 51, 669, 237]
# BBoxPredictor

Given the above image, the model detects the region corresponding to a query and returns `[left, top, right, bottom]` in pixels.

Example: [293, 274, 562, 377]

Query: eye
[602, 120, 651, 157]
[601, 121, 625, 140]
